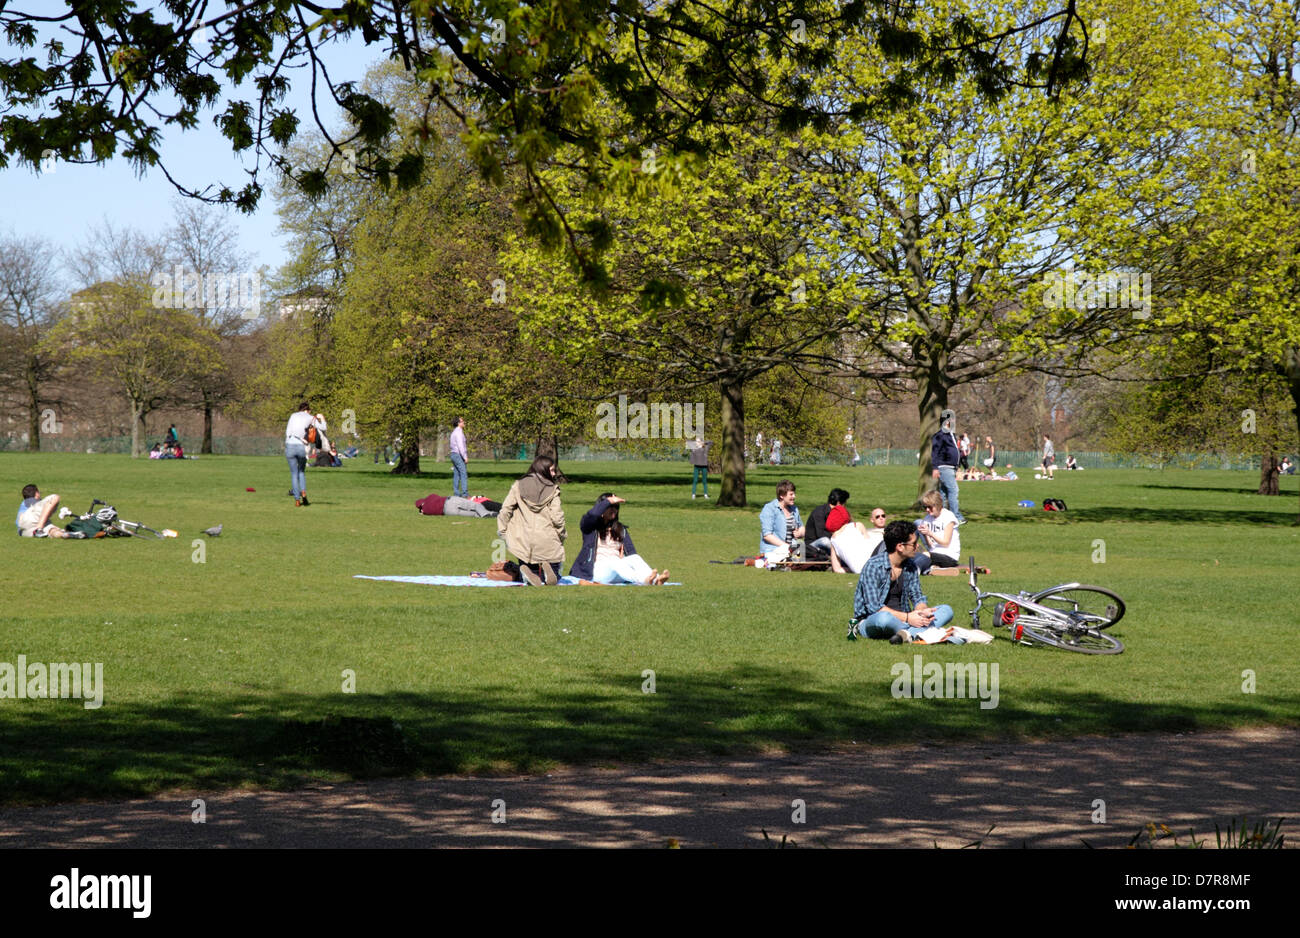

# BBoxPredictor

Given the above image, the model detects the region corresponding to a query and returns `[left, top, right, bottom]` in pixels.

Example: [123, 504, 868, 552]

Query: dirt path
[2, 727, 1296, 848]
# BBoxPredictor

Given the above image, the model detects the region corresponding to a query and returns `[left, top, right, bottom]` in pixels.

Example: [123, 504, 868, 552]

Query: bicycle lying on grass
[967, 557, 1127, 654]
[61, 499, 171, 539]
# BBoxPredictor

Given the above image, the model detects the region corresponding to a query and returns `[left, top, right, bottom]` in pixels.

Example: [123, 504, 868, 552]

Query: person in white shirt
[917, 490, 961, 569]
[449, 416, 469, 498]
[284, 402, 324, 507]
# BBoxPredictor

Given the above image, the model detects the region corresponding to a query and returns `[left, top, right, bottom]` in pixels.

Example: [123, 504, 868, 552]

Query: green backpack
[64, 517, 106, 537]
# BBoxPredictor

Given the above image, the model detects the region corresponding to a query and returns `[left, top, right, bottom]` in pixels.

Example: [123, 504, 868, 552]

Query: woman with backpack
[284, 402, 324, 507]
[570, 494, 669, 585]
[497, 456, 567, 585]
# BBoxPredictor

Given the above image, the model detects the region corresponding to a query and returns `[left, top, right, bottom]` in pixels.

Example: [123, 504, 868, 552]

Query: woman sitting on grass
[570, 494, 669, 585]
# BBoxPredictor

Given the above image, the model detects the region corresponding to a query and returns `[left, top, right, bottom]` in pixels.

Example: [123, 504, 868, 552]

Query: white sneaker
[692, 494, 697, 499]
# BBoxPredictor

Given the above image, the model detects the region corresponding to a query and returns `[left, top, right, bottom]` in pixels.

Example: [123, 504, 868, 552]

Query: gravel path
[2, 727, 1295, 848]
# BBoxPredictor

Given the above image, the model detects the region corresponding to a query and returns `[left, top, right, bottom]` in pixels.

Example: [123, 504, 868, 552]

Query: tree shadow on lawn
[1, 667, 1294, 806]
[976, 506, 1293, 526]
[1140, 483, 1297, 496]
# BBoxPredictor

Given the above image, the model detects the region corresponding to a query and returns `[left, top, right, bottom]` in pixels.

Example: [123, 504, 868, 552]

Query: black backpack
[1043, 498, 1068, 512]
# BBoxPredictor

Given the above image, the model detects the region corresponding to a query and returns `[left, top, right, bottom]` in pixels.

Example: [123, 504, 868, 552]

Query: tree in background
[0, 232, 65, 450]
[49, 223, 221, 456]
[815, 0, 1216, 504]
[166, 200, 260, 453]
[1131, 1, 1300, 517]
[47, 281, 219, 457]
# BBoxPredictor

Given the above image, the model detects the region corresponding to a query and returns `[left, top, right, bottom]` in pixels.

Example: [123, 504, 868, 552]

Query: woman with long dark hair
[570, 493, 668, 585]
[497, 455, 567, 585]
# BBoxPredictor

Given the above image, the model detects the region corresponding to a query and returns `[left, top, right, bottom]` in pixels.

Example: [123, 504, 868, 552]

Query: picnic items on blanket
[354, 574, 682, 586]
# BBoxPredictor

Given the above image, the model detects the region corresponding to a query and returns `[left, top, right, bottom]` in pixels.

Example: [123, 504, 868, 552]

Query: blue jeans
[936, 466, 963, 522]
[853, 604, 956, 641]
[692, 466, 708, 495]
[285, 442, 307, 498]
[450, 453, 468, 498]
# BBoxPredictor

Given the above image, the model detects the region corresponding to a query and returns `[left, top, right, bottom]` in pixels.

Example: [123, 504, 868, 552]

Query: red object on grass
[246, 487, 255, 492]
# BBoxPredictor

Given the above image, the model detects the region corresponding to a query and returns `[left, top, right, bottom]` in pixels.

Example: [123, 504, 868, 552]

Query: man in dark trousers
[930, 408, 965, 524]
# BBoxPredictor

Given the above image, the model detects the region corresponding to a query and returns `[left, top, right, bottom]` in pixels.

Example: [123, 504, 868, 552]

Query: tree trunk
[1258, 452, 1280, 495]
[130, 402, 146, 458]
[202, 395, 214, 455]
[534, 431, 558, 461]
[719, 376, 747, 506]
[26, 366, 40, 452]
[392, 432, 421, 475]
[913, 361, 949, 508]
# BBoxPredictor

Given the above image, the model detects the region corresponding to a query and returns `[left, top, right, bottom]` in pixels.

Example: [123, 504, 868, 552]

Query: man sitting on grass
[15, 484, 75, 539]
[847, 520, 957, 643]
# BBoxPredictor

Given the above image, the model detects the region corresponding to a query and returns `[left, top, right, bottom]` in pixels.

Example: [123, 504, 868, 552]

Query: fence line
[0, 435, 1273, 471]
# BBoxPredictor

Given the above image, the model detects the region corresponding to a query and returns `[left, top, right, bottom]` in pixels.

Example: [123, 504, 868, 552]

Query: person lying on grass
[570, 494, 669, 585]
[14, 484, 74, 539]
[847, 520, 961, 643]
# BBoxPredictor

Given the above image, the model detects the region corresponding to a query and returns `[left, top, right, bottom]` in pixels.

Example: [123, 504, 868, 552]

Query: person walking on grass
[688, 436, 712, 499]
[284, 402, 324, 507]
[449, 416, 469, 499]
[930, 409, 965, 524]
[1041, 434, 1056, 480]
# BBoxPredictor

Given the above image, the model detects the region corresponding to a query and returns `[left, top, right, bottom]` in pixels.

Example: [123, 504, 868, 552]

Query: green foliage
[0, 2, 1091, 280]
[1085, 335, 1296, 465]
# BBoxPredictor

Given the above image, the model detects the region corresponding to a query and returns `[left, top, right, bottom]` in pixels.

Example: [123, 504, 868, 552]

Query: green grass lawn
[1, 452, 1298, 805]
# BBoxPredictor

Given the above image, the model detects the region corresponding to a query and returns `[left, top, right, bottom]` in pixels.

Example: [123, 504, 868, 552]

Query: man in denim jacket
[759, 479, 805, 561]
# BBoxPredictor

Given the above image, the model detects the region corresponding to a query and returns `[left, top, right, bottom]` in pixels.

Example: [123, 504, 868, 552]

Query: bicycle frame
[966, 556, 1125, 653]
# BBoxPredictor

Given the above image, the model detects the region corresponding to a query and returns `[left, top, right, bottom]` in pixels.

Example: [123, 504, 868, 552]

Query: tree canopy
[0, 1, 1093, 280]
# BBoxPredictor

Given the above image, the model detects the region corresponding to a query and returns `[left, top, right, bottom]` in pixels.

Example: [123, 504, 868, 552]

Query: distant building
[278, 285, 333, 321]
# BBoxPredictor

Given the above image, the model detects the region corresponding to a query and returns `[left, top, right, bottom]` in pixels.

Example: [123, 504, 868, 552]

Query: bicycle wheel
[1016, 612, 1125, 654]
[1028, 585, 1125, 629]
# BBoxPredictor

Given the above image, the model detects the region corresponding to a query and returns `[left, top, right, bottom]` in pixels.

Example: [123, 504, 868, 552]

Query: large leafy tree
[46, 282, 220, 457]
[1135, 0, 1300, 516]
[504, 106, 865, 506]
[813, 0, 1215, 502]
[0, 1, 1091, 281]
[330, 125, 602, 474]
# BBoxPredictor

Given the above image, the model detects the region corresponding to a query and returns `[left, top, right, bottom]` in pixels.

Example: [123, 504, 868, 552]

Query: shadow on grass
[1, 664, 1296, 806]
[978, 506, 1294, 525]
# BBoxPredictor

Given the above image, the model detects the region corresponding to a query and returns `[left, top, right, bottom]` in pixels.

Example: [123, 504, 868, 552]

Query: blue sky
[0, 18, 385, 282]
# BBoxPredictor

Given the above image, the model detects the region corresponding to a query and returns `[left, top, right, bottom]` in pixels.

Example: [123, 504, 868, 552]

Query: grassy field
[1, 452, 1297, 805]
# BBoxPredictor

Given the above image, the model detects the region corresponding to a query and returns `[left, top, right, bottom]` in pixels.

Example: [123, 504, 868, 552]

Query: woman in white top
[917, 490, 961, 568]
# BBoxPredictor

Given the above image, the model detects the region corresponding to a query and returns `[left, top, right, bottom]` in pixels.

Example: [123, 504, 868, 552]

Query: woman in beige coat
[497, 455, 566, 585]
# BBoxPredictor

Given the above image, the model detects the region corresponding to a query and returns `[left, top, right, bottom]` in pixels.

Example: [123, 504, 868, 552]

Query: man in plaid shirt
[847, 520, 957, 643]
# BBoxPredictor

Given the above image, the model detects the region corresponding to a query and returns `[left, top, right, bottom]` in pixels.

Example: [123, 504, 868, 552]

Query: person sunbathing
[14, 484, 74, 538]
